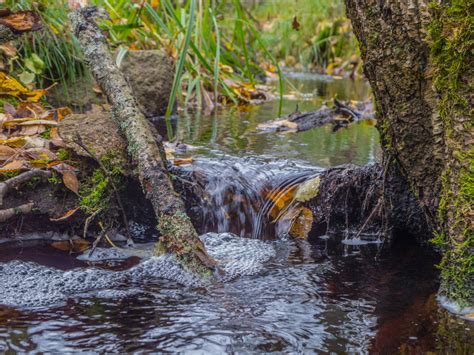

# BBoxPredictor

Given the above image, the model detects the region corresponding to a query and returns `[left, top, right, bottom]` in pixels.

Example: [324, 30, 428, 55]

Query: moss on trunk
[345, 0, 473, 306]
[427, 0, 473, 305]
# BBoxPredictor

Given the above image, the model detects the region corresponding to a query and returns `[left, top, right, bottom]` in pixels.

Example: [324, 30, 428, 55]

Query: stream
[0, 74, 472, 353]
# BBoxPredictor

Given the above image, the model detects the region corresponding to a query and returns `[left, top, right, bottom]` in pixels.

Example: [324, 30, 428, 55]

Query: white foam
[438, 295, 474, 321]
[0, 233, 275, 309]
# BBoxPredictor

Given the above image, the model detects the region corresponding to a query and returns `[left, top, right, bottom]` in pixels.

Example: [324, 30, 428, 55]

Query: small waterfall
[176, 155, 321, 239]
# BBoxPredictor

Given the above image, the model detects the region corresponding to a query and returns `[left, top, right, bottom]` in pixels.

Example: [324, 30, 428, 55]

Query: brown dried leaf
[50, 207, 80, 222]
[0, 160, 25, 173]
[62, 170, 80, 194]
[0, 11, 42, 33]
[25, 148, 57, 161]
[173, 157, 193, 166]
[19, 124, 46, 136]
[51, 239, 90, 253]
[0, 145, 16, 160]
[289, 207, 313, 239]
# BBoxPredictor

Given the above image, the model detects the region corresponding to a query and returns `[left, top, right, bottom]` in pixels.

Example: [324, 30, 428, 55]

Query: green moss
[56, 148, 70, 161]
[427, 0, 473, 305]
[48, 171, 62, 185]
[79, 154, 124, 214]
[156, 211, 213, 278]
[40, 128, 52, 139]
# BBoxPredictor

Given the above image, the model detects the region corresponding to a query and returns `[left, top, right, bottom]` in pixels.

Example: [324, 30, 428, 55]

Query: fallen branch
[69, 7, 216, 273]
[0, 202, 34, 222]
[257, 99, 375, 133]
[0, 169, 51, 206]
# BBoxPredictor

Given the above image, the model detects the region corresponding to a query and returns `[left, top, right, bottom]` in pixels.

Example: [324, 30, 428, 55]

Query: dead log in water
[257, 99, 375, 133]
[69, 7, 216, 274]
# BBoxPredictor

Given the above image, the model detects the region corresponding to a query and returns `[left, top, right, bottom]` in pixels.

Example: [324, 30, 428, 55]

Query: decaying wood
[69, 7, 216, 273]
[257, 99, 374, 133]
[0, 169, 51, 205]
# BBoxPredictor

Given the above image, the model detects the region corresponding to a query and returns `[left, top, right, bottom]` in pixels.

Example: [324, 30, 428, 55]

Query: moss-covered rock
[118, 50, 175, 118]
[58, 109, 128, 168]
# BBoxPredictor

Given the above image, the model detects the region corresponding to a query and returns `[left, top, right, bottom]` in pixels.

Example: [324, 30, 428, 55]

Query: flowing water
[0, 75, 472, 353]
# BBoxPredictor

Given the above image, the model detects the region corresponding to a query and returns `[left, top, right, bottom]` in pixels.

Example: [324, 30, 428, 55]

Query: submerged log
[69, 7, 216, 273]
[257, 99, 374, 133]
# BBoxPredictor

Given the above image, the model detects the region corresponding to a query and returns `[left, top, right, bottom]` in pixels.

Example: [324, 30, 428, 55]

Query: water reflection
[175, 75, 380, 168]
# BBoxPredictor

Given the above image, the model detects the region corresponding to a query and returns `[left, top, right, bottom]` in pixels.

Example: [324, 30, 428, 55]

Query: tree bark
[69, 7, 216, 274]
[345, 0, 472, 306]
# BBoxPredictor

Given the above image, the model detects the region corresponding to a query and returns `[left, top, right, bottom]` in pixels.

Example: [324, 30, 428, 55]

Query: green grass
[250, 0, 357, 70]
[6, 0, 355, 123]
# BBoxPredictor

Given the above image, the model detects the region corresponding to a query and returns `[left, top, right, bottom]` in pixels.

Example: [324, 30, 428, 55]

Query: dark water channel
[0, 74, 472, 353]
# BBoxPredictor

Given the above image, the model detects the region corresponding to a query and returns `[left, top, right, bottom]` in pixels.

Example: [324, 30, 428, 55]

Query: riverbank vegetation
[5, 0, 357, 116]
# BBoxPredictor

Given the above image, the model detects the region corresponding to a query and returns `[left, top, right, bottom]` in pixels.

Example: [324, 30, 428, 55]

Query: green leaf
[18, 71, 35, 85]
[294, 176, 321, 202]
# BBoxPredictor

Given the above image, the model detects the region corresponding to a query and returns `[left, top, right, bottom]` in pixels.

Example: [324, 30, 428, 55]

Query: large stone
[119, 50, 175, 117]
[58, 108, 128, 167]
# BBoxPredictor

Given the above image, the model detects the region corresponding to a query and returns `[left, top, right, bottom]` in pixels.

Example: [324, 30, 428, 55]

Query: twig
[83, 207, 103, 240]
[73, 133, 132, 243]
[0, 169, 51, 206]
[88, 227, 105, 258]
[0, 202, 34, 222]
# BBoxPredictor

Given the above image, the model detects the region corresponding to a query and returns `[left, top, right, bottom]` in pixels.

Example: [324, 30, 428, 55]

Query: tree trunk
[69, 7, 216, 275]
[345, 0, 472, 306]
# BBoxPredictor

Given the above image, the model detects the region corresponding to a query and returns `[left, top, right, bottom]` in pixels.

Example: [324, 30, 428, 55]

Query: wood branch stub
[0, 202, 34, 222]
[0, 169, 51, 206]
[69, 7, 216, 273]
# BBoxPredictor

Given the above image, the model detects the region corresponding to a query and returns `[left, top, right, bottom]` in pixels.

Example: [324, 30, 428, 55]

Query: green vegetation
[79, 156, 124, 214]
[251, 0, 357, 70]
[428, 0, 473, 306]
[6, 0, 356, 119]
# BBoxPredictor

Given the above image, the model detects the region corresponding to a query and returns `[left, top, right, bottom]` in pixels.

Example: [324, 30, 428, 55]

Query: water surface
[1, 74, 472, 353]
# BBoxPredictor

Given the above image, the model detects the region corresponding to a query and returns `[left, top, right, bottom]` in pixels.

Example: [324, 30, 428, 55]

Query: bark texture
[69, 7, 216, 274]
[345, 0, 473, 305]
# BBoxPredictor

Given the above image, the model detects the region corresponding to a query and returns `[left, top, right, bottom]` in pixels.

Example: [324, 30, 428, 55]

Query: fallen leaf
[18, 119, 57, 126]
[0, 72, 46, 102]
[173, 157, 193, 166]
[51, 238, 90, 253]
[62, 170, 80, 194]
[3, 102, 16, 116]
[266, 185, 298, 220]
[289, 207, 313, 239]
[50, 207, 80, 222]
[0, 11, 42, 33]
[0, 137, 26, 148]
[25, 148, 57, 161]
[0, 145, 16, 160]
[294, 176, 321, 202]
[19, 124, 46, 136]
[0, 43, 17, 58]
[0, 160, 25, 173]
[56, 107, 72, 121]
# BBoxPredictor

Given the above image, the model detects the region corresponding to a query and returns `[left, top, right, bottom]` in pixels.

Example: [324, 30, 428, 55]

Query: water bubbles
[0, 233, 276, 309]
